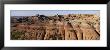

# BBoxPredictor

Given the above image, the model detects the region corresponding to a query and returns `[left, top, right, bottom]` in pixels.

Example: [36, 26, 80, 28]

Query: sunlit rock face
[11, 14, 100, 40]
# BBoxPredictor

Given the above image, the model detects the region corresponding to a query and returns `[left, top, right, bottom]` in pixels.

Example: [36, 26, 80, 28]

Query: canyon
[11, 14, 100, 40]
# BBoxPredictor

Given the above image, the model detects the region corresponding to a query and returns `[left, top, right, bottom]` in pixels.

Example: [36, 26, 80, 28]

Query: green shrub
[11, 31, 25, 40]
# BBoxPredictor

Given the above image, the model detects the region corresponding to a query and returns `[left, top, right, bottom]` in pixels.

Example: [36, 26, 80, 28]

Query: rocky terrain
[11, 14, 100, 40]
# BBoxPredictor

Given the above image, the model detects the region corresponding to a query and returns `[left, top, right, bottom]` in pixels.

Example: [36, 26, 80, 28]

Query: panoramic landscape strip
[11, 10, 100, 40]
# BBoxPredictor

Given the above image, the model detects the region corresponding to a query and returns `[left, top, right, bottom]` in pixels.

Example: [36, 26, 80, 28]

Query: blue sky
[11, 10, 99, 16]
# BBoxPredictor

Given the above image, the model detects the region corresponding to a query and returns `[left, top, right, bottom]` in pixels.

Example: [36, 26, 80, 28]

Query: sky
[11, 10, 100, 16]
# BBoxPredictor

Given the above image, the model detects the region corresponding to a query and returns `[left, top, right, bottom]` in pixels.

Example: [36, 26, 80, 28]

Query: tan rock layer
[11, 14, 100, 40]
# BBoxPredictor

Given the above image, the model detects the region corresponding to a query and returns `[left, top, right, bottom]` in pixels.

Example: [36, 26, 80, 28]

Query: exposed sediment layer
[11, 14, 100, 40]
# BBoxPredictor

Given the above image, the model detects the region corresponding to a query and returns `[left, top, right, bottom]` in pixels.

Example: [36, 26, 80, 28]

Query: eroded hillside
[11, 14, 100, 40]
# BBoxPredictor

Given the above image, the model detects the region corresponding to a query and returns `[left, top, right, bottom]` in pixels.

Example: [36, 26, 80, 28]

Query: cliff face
[11, 14, 100, 40]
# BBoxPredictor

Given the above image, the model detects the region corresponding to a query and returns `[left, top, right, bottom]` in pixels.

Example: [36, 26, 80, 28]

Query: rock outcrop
[11, 14, 100, 40]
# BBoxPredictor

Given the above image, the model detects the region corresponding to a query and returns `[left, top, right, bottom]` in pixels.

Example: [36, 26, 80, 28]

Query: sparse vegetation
[11, 14, 100, 40]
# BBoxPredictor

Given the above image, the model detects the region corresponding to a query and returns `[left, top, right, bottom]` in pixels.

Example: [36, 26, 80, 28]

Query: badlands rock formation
[11, 14, 100, 40]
